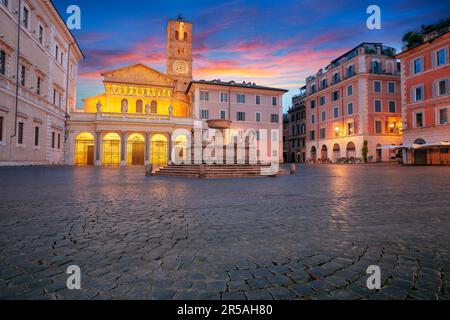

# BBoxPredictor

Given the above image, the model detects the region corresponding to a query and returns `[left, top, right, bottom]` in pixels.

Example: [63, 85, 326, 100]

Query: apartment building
[397, 20, 450, 165]
[305, 43, 403, 163]
[0, 0, 83, 166]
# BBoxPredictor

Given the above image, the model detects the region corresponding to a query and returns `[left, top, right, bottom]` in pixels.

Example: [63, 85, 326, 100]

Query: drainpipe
[64, 43, 73, 143]
[11, 0, 22, 141]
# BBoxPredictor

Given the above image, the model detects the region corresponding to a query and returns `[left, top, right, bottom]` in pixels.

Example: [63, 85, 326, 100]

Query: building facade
[286, 87, 306, 163]
[0, 0, 83, 166]
[397, 23, 450, 165]
[305, 43, 403, 163]
[67, 18, 286, 167]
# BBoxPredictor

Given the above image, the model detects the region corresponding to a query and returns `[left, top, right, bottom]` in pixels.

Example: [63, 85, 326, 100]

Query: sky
[53, 0, 450, 111]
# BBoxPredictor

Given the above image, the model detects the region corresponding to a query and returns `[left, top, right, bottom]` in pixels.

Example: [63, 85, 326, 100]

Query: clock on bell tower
[167, 16, 193, 92]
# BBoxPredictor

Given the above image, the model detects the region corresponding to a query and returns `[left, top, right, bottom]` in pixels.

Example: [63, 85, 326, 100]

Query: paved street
[0, 164, 449, 300]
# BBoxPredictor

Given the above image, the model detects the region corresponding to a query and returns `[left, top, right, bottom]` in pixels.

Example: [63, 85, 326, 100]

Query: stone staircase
[154, 164, 288, 179]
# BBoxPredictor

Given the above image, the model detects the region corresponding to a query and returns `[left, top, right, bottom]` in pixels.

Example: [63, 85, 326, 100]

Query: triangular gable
[101, 63, 174, 87]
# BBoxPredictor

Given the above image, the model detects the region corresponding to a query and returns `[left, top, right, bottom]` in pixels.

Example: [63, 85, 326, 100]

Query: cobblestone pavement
[0, 164, 449, 300]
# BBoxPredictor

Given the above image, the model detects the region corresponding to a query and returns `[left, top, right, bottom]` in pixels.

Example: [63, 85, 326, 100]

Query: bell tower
[167, 15, 193, 92]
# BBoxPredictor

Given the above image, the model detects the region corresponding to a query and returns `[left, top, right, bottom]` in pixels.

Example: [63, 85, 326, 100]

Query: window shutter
[445, 47, 449, 64]
[431, 51, 437, 68]
[410, 87, 414, 103]
[432, 81, 437, 97]
[446, 78, 449, 94]
[409, 60, 414, 75]
[422, 85, 425, 100]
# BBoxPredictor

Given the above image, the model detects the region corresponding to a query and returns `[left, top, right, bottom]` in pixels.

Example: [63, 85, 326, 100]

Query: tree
[362, 141, 369, 163]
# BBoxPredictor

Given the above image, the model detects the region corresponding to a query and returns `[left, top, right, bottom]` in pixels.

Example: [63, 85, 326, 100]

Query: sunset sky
[53, 0, 450, 110]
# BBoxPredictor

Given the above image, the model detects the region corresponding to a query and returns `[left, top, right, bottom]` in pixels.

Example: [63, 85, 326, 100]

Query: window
[320, 128, 326, 139]
[348, 122, 355, 135]
[55, 45, 59, 60]
[1, 0, 8, 7]
[136, 100, 143, 113]
[200, 109, 209, 120]
[60, 52, 64, 65]
[347, 103, 354, 115]
[310, 100, 316, 109]
[256, 112, 261, 123]
[22, 6, 29, 28]
[331, 91, 339, 101]
[237, 94, 245, 104]
[374, 100, 382, 112]
[333, 107, 339, 119]
[272, 97, 277, 106]
[372, 60, 381, 73]
[255, 95, 261, 105]
[220, 110, 226, 120]
[200, 90, 209, 101]
[437, 79, 448, 96]
[271, 114, 279, 123]
[374, 81, 381, 93]
[388, 82, 396, 93]
[321, 78, 327, 89]
[309, 130, 315, 141]
[38, 25, 44, 44]
[347, 65, 354, 77]
[347, 85, 353, 97]
[415, 112, 424, 128]
[414, 85, 424, 101]
[51, 132, 55, 148]
[148, 100, 156, 114]
[58, 133, 61, 149]
[389, 101, 396, 113]
[319, 96, 325, 106]
[220, 92, 228, 103]
[18, 122, 24, 144]
[375, 120, 382, 134]
[0, 116, 3, 142]
[436, 48, 447, 66]
[36, 76, 41, 95]
[237, 112, 246, 121]
[321, 111, 326, 122]
[20, 65, 25, 86]
[0, 50, 5, 75]
[439, 108, 448, 125]
[413, 57, 423, 74]
[310, 84, 316, 94]
[34, 126, 39, 147]
[311, 114, 315, 124]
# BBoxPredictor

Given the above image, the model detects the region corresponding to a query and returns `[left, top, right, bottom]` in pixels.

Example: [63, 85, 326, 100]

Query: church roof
[101, 63, 175, 87]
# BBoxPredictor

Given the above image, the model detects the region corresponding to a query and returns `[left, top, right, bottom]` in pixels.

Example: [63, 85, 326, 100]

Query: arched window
[136, 100, 143, 113]
[151, 100, 158, 114]
[184, 32, 188, 41]
[175, 31, 179, 40]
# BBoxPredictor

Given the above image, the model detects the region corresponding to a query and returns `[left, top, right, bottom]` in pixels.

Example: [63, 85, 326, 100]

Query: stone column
[120, 131, 127, 166]
[145, 132, 150, 165]
[95, 131, 102, 166]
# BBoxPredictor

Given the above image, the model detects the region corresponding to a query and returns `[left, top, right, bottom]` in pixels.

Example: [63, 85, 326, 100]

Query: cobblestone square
[0, 165, 449, 300]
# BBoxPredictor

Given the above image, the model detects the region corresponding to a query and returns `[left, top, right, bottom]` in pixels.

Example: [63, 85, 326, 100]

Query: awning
[381, 145, 411, 150]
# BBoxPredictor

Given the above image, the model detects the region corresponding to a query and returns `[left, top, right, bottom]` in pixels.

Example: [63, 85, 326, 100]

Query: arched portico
[127, 133, 145, 165]
[103, 133, 121, 166]
[75, 132, 95, 166]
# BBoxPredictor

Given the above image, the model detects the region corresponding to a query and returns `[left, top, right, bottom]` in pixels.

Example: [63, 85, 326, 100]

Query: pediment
[102, 64, 174, 87]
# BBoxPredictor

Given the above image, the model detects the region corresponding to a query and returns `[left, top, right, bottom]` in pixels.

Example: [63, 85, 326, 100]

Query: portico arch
[75, 132, 95, 166]
[333, 144, 341, 162]
[347, 142, 356, 159]
[321, 145, 328, 161]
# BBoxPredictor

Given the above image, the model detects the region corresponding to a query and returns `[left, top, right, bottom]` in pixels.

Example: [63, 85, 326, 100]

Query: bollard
[198, 164, 205, 179]
[290, 164, 296, 175]
[145, 164, 153, 176]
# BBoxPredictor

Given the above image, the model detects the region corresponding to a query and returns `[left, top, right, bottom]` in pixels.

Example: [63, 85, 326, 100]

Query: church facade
[67, 18, 287, 167]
